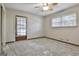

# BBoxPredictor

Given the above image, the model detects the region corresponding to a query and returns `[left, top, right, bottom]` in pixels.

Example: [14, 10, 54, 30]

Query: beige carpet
[5, 38, 79, 56]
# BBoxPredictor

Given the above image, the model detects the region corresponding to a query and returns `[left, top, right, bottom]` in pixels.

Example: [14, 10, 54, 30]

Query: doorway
[15, 15, 27, 41]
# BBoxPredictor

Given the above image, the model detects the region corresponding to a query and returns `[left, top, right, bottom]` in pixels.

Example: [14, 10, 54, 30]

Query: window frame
[15, 15, 27, 37]
[51, 13, 77, 28]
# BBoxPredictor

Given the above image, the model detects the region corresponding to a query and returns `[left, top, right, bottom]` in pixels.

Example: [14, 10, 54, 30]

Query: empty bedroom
[0, 3, 79, 56]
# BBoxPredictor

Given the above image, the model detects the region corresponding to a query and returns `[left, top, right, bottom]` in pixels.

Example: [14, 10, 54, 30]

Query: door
[15, 16, 27, 41]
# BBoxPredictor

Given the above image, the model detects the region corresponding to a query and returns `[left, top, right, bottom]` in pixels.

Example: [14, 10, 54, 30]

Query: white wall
[0, 4, 1, 53]
[6, 8, 44, 42]
[44, 5, 79, 45]
[2, 4, 6, 46]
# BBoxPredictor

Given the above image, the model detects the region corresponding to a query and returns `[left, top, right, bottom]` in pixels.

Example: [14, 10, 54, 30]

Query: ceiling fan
[34, 3, 58, 11]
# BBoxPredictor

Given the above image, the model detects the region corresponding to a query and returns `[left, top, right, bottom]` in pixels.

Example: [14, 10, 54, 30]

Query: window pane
[52, 17, 62, 27]
[62, 13, 76, 26]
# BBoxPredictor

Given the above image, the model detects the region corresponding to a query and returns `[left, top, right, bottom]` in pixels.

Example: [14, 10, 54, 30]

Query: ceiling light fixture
[35, 3, 58, 11]
[42, 6, 49, 11]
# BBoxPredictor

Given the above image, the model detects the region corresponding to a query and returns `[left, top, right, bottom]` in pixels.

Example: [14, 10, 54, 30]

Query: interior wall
[6, 8, 44, 42]
[44, 5, 79, 45]
[2, 4, 6, 46]
[0, 4, 1, 53]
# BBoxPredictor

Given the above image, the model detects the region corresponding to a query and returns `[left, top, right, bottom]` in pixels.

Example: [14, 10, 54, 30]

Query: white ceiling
[4, 3, 78, 16]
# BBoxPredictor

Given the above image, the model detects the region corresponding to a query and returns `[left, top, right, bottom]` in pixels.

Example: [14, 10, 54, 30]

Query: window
[62, 13, 76, 26]
[16, 16, 27, 36]
[52, 17, 62, 27]
[52, 13, 77, 27]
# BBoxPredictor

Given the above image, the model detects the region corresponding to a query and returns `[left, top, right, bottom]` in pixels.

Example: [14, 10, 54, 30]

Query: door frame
[15, 15, 27, 41]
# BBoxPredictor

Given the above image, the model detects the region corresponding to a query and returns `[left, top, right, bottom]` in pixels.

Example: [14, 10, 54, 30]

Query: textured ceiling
[4, 3, 78, 16]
